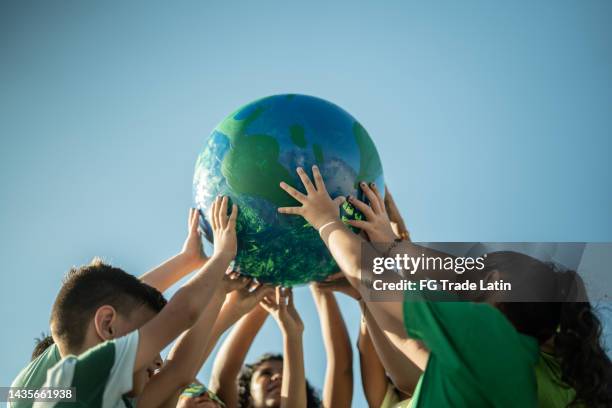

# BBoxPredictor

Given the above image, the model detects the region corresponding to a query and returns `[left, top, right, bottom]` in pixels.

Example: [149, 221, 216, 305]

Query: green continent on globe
[193, 94, 384, 285]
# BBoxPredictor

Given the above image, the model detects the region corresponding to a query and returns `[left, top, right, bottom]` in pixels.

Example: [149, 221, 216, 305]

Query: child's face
[129, 353, 162, 397]
[118, 305, 160, 397]
[250, 359, 283, 408]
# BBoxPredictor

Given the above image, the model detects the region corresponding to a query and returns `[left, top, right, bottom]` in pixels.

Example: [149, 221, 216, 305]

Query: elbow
[183, 299, 202, 329]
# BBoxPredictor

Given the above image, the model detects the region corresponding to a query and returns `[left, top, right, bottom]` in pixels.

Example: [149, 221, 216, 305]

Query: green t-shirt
[535, 351, 576, 408]
[32, 330, 139, 408]
[9, 344, 62, 408]
[403, 299, 540, 407]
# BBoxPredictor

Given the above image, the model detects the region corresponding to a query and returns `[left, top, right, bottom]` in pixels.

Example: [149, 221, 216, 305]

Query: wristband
[383, 237, 403, 257]
[318, 220, 341, 236]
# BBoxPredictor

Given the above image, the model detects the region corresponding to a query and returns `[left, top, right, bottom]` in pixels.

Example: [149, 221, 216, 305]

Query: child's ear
[93, 305, 118, 341]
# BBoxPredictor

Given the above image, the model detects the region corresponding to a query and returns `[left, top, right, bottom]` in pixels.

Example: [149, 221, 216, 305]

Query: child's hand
[312, 272, 361, 301]
[226, 280, 274, 317]
[261, 287, 304, 336]
[209, 196, 238, 259]
[181, 208, 209, 268]
[278, 166, 346, 230]
[346, 182, 397, 243]
[220, 270, 250, 295]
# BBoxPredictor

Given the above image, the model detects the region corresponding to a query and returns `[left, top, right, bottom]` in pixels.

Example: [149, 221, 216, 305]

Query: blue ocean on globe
[193, 94, 384, 285]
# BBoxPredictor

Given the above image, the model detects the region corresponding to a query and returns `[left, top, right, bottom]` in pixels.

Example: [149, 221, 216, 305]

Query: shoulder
[11, 343, 62, 388]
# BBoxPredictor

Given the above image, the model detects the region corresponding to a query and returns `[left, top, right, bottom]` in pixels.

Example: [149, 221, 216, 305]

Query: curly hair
[237, 353, 321, 408]
[489, 252, 612, 407]
[31, 332, 55, 361]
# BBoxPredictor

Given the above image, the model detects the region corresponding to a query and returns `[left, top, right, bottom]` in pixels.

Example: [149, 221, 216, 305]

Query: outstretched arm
[277, 167, 445, 360]
[137, 285, 227, 408]
[134, 196, 237, 373]
[140, 208, 208, 292]
[310, 285, 353, 408]
[138, 273, 269, 408]
[209, 304, 269, 407]
[262, 288, 307, 408]
[362, 301, 426, 394]
[357, 310, 390, 408]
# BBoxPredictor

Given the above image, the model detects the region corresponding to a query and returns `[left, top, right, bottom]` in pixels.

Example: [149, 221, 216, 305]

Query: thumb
[333, 196, 346, 207]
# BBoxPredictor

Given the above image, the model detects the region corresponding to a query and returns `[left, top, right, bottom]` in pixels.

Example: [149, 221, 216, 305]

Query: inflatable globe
[193, 94, 384, 285]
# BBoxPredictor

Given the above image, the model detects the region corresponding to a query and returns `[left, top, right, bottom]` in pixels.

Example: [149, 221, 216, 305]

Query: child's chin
[264, 395, 281, 407]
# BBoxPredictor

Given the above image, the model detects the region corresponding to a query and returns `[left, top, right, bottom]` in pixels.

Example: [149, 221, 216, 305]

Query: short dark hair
[31, 333, 55, 361]
[50, 257, 167, 351]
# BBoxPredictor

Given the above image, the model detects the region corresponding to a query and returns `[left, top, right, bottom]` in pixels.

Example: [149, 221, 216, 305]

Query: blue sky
[1, 1, 611, 406]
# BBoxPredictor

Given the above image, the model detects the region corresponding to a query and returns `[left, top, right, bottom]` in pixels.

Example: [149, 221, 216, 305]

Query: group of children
[10, 165, 612, 407]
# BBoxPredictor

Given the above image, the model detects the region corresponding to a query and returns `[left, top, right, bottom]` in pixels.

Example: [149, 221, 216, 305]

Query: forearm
[320, 223, 364, 285]
[209, 305, 268, 402]
[177, 253, 231, 320]
[281, 331, 307, 408]
[363, 303, 424, 394]
[199, 299, 245, 364]
[311, 289, 353, 408]
[357, 317, 389, 408]
[140, 252, 205, 292]
[137, 288, 227, 407]
[167, 290, 226, 381]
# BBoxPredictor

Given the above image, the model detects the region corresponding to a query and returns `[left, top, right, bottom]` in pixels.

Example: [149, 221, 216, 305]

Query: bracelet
[318, 220, 341, 236]
[383, 238, 402, 257]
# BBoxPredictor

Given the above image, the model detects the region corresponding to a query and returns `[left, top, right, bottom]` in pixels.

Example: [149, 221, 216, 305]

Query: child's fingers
[312, 165, 328, 193]
[219, 196, 229, 228]
[287, 288, 294, 307]
[296, 167, 316, 194]
[275, 286, 282, 305]
[228, 204, 238, 227]
[325, 271, 344, 281]
[333, 196, 346, 207]
[210, 198, 219, 230]
[188, 208, 194, 228]
[369, 183, 385, 213]
[360, 182, 383, 214]
[260, 297, 276, 312]
[191, 209, 200, 234]
[279, 181, 306, 203]
[346, 219, 373, 233]
[347, 195, 375, 219]
[277, 206, 302, 215]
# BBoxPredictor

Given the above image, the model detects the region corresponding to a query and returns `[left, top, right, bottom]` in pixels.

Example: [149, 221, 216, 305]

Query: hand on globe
[209, 196, 238, 259]
[220, 270, 250, 294]
[346, 182, 397, 243]
[312, 273, 361, 301]
[226, 281, 275, 318]
[180, 208, 209, 269]
[278, 165, 346, 230]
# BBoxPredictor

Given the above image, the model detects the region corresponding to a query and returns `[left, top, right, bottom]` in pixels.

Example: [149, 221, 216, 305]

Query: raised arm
[357, 310, 390, 408]
[277, 167, 443, 359]
[310, 284, 353, 408]
[261, 288, 307, 408]
[135, 196, 237, 373]
[317, 274, 423, 402]
[209, 304, 269, 407]
[137, 273, 261, 408]
[362, 301, 425, 393]
[140, 208, 208, 292]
